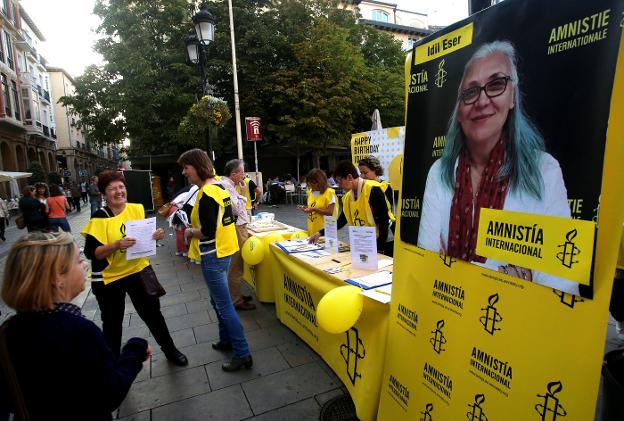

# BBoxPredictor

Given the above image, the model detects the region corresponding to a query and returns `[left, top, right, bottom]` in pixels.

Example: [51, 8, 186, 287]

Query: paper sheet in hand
[346, 270, 393, 290]
[276, 239, 322, 253]
[125, 217, 157, 260]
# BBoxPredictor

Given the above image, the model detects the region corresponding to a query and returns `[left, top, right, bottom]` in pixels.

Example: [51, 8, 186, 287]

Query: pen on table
[331, 258, 341, 263]
[373, 288, 392, 296]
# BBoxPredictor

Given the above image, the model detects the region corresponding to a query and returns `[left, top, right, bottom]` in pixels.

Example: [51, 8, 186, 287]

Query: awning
[0, 171, 32, 182]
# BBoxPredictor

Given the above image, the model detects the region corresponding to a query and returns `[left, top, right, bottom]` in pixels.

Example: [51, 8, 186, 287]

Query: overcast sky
[20, 0, 469, 78]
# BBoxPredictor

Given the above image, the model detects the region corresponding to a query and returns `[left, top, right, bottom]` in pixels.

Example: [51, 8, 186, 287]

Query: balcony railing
[36, 85, 42, 96]
[50, 128, 56, 139]
[42, 125, 49, 137]
[43, 90, 50, 102]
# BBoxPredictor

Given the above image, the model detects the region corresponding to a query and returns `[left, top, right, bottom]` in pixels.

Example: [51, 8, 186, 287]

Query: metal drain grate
[319, 395, 358, 421]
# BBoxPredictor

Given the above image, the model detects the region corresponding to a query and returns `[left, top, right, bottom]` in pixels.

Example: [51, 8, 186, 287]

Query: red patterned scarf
[447, 140, 509, 263]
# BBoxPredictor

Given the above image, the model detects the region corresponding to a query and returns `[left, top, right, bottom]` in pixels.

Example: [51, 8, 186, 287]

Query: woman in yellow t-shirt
[178, 148, 252, 372]
[300, 169, 339, 236]
[81, 171, 188, 366]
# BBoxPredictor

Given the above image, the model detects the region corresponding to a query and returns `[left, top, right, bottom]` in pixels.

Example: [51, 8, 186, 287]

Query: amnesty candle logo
[556, 229, 581, 268]
[340, 327, 366, 386]
[353, 209, 366, 227]
[439, 251, 456, 268]
[553, 289, 584, 308]
[466, 394, 488, 421]
[479, 294, 503, 335]
[535, 381, 567, 420]
[434, 59, 447, 88]
[420, 403, 434, 421]
[429, 319, 447, 354]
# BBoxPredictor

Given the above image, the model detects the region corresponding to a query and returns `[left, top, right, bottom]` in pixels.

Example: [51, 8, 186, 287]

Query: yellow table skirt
[271, 245, 390, 421]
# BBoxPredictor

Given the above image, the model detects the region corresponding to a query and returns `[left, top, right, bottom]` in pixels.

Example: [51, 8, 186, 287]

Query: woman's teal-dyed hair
[440, 40, 545, 200]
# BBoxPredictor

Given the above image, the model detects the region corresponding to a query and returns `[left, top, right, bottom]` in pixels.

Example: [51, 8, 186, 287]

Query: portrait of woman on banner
[417, 40, 578, 295]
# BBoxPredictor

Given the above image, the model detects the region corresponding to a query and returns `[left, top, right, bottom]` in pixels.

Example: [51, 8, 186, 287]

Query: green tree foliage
[60, 0, 200, 154]
[27, 162, 46, 184]
[47, 172, 63, 185]
[61, 0, 406, 156]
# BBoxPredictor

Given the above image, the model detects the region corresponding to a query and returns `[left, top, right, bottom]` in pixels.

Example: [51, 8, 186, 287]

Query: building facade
[341, 0, 433, 50]
[48, 67, 118, 183]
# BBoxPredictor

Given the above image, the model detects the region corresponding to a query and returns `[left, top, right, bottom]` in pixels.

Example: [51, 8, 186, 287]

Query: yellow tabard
[189, 183, 239, 260]
[80, 203, 149, 284]
[306, 187, 339, 235]
[236, 178, 253, 210]
[342, 180, 395, 236]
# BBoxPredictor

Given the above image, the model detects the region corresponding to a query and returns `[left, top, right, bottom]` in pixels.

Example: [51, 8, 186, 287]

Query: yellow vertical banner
[379, 0, 624, 419]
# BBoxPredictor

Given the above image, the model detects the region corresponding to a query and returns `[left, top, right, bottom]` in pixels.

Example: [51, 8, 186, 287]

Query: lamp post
[186, 3, 216, 160]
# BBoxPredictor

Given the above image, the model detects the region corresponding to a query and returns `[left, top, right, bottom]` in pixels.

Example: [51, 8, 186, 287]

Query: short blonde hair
[2, 232, 76, 311]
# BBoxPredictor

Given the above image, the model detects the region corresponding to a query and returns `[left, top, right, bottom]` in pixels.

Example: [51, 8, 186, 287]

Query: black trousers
[92, 272, 175, 355]
[610, 275, 624, 322]
[73, 197, 81, 212]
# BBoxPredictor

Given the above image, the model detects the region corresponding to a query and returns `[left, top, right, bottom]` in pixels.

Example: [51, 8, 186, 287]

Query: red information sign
[245, 117, 262, 141]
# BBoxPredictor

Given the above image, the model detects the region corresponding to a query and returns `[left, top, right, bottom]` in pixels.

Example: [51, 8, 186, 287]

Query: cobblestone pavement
[0, 202, 616, 419]
[0, 203, 348, 420]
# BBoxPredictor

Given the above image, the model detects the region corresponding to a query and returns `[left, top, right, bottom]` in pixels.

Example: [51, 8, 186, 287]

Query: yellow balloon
[264, 232, 284, 244]
[291, 230, 308, 240]
[317, 286, 363, 334]
[241, 236, 266, 266]
[388, 154, 403, 191]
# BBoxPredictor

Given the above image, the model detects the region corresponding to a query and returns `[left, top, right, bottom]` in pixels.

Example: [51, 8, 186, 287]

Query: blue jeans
[49, 217, 71, 232]
[200, 252, 250, 358]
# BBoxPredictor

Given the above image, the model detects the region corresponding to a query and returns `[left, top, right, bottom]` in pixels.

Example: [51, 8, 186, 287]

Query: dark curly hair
[97, 170, 126, 194]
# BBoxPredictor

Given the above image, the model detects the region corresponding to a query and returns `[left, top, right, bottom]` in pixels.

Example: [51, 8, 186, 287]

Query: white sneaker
[175, 252, 183, 256]
[616, 321, 624, 335]
[182, 252, 188, 257]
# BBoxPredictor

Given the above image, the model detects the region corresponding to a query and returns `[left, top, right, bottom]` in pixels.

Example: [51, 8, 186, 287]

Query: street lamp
[186, 4, 216, 159]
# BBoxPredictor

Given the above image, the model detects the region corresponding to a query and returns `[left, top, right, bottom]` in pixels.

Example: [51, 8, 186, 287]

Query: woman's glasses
[459, 76, 511, 105]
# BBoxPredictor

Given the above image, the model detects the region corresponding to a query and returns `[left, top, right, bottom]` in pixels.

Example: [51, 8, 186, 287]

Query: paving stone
[245, 323, 299, 352]
[151, 341, 224, 378]
[159, 290, 203, 307]
[152, 385, 252, 421]
[206, 347, 290, 390]
[193, 322, 220, 344]
[119, 366, 211, 417]
[246, 398, 320, 421]
[186, 298, 212, 315]
[277, 341, 320, 367]
[122, 325, 151, 342]
[148, 328, 197, 356]
[118, 410, 151, 421]
[314, 388, 345, 407]
[164, 310, 211, 332]
[242, 362, 337, 414]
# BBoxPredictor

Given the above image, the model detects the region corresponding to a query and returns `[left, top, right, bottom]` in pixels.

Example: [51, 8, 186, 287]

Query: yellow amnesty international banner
[415, 22, 474, 65]
[271, 247, 389, 421]
[476, 209, 596, 285]
[378, 0, 624, 419]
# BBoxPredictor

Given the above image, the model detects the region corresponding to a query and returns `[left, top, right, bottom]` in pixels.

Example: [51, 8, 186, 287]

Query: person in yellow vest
[81, 170, 188, 366]
[610, 226, 624, 335]
[299, 168, 339, 236]
[236, 175, 261, 218]
[223, 159, 256, 311]
[178, 149, 253, 372]
[358, 155, 394, 211]
[310, 161, 395, 256]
